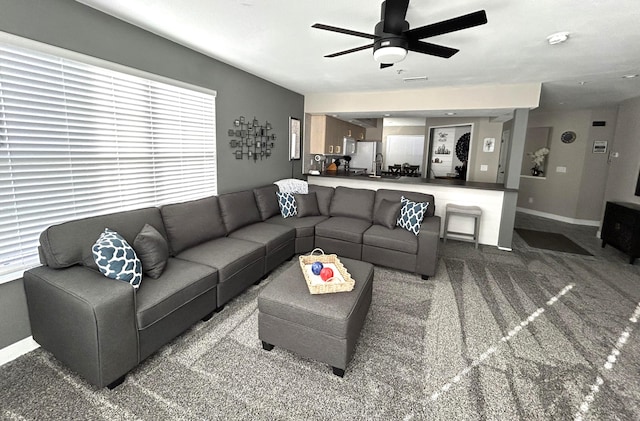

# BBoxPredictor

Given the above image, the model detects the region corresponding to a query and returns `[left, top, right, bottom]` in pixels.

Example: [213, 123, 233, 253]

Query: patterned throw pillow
[92, 228, 143, 288]
[396, 196, 429, 235]
[276, 192, 297, 218]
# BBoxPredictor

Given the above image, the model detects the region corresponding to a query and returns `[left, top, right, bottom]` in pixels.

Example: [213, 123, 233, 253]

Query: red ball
[319, 267, 334, 282]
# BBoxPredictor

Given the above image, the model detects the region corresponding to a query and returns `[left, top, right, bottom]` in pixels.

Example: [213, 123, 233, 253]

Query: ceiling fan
[312, 0, 487, 68]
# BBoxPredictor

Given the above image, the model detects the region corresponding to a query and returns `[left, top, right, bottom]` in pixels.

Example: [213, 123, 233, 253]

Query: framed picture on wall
[289, 117, 301, 160]
[483, 137, 495, 152]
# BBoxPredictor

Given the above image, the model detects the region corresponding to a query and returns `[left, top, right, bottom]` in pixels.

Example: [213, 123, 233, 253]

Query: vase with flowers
[528, 147, 549, 176]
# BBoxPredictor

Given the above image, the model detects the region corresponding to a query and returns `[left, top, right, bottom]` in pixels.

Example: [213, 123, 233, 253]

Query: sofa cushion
[218, 190, 262, 232]
[374, 189, 435, 218]
[92, 228, 142, 288]
[315, 217, 372, 243]
[160, 196, 226, 255]
[276, 192, 297, 218]
[135, 257, 218, 329]
[253, 185, 280, 221]
[308, 185, 334, 216]
[373, 199, 402, 229]
[363, 224, 418, 254]
[229, 222, 295, 254]
[329, 187, 376, 221]
[134, 224, 169, 279]
[176, 237, 264, 282]
[39, 207, 165, 269]
[397, 196, 429, 235]
[265, 215, 328, 237]
[295, 192, 320, 217]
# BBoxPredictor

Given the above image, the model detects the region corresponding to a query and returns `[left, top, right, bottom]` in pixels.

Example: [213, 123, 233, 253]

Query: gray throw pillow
[374, 199, 402, 229]
[134, 224, 169, 279]
[294, 192, 321, 217]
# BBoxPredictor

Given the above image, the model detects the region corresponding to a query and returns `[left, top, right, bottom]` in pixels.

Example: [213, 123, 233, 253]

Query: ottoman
[258, 257, 374, 377]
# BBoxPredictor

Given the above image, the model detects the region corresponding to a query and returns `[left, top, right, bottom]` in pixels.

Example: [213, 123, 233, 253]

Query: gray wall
[518, 108, 617, 222]
[604, 96, 640, 206]
[577, 108, 618, 220]
[0, 280, 31, 349]
[0, 0, 304, 349]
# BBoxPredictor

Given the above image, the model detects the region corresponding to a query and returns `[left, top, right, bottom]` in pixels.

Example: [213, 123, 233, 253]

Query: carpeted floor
[1, 214, 640, 420]
[515, 228, 592, 256]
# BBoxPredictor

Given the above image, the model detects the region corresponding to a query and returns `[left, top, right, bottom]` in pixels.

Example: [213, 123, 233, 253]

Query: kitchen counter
[306, 171, 516, 192]
[307, 173, 515, 247]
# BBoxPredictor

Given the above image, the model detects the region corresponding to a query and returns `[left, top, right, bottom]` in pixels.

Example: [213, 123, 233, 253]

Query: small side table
[443, 204, 482, 248]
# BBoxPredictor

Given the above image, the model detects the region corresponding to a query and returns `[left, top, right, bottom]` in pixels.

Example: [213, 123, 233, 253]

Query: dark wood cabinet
[601, 201, 640, 264]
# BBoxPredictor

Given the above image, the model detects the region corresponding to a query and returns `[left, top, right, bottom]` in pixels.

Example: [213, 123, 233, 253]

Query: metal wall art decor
[228, 116, 276, 161]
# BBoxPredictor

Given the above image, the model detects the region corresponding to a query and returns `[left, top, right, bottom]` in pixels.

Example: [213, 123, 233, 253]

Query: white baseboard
[516, 207, 601, 227]
[0, 336, 39, 367]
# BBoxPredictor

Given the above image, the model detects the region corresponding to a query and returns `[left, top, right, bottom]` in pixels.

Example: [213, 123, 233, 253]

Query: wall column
[498, 108, 529, 249]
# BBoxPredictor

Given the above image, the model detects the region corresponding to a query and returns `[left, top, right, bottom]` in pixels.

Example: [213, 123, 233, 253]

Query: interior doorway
[496, 129, 510, 184]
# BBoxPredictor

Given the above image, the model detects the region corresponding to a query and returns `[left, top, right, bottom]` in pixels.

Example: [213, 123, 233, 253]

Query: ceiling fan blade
[312, 23, 376, 40]
[380, 63, 394, 69]
[325, 44, 373, 58]
[405, 10, 487, 40]
[408, 40, 458, 58]
[382, 0, 410, 34]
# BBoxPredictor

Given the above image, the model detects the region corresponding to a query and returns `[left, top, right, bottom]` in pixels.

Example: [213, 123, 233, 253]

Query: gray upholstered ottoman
[258, 257, 374, 377]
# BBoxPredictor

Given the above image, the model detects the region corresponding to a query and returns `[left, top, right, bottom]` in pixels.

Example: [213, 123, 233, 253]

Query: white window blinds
[0, 42, 217, 281]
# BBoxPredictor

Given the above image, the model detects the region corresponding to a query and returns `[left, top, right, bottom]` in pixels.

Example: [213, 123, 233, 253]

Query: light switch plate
[556, 166, 567, 173]
[480, 164, 488, 171]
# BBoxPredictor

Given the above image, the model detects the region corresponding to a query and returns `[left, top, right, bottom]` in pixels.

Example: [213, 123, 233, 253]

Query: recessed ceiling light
[547, 32, 570, 45]
[578, 81, 587, 85]
[622, 74, 639, 79]
[444, 112, 456, 116]
[402, 76, 428, 82]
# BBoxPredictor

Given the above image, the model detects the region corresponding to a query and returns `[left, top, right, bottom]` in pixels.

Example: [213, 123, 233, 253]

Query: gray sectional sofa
[23, 182, 439, 388]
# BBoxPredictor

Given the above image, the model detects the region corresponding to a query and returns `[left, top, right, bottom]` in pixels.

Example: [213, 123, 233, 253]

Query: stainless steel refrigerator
[349, 141, 383, 174]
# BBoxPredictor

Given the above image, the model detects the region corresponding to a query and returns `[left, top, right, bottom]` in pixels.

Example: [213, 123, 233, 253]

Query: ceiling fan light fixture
[373, 46, 407, 64]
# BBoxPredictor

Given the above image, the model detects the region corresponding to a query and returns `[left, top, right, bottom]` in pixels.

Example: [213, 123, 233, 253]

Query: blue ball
[311, 261, 324, 275]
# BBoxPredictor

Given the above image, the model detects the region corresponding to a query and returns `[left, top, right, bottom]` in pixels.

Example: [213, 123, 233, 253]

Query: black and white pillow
[396, 196, 429, 235]
[276, 192, 297, 218]
[92, 228, 143, 288]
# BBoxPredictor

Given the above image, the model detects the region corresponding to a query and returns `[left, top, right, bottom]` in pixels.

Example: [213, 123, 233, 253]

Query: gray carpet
[2, 227, 640, 420]
[515, 228, 593, 256]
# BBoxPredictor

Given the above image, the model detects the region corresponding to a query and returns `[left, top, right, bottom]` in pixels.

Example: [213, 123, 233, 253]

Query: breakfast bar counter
[307, 173, 515, 247]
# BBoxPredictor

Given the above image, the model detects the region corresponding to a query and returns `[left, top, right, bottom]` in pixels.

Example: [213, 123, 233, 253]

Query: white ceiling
[75, 0, 640, 117]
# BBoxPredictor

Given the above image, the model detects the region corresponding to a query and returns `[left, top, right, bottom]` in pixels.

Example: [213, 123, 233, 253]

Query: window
[0, 41, 217, 281]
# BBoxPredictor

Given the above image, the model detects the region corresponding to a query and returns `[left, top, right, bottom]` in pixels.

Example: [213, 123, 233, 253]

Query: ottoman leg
[332, 367, 345, 377]
[262, 341, 274, 351]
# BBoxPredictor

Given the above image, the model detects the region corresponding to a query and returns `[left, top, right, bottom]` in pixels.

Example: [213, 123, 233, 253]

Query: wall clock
[561, 131, 576, 144]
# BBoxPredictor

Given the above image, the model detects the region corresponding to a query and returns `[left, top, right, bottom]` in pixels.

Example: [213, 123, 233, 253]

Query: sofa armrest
[416, 215, 441, 277]
[23, 265, 138, 388]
